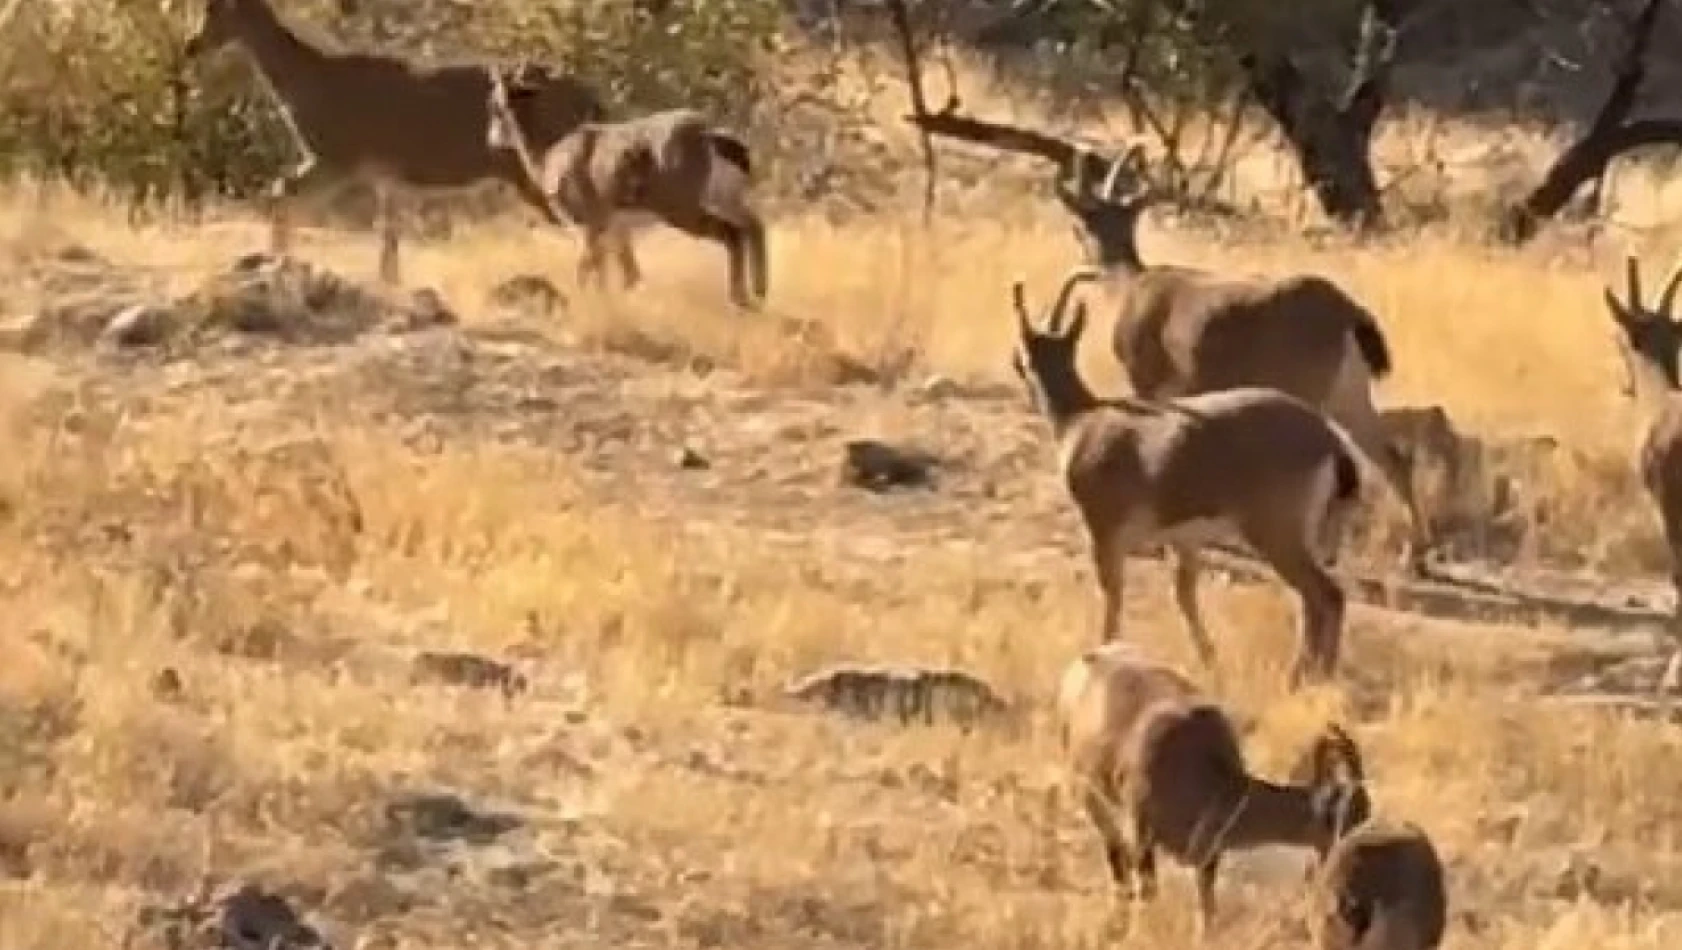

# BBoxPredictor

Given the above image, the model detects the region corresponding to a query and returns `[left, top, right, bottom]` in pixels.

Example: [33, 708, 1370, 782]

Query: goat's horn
[1100, 155, 1128, 202]
[1047, 267, 1103, 334]
[1626, 253, 1644, 310]
[1658, 251, 1682, 318]
[1011, 279, 1034, 335]
[1066, 147, 1091, 195]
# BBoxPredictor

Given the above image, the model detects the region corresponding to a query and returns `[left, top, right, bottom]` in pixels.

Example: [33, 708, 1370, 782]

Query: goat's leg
[1079, 788, 1134, 896]
[265, 157, 336, 260]
[1193, 855, 1222, 938]
[665, 209, 754, 309]
[735, 208, 770, 304]
[609, 222, 642, 290]
[575, 225, 610, 291]
[374, 182, 401, 285]
[1088, 528, 1127, 644]
[1170, 544, 1218, 669]
[1129, 815, 1158, 901]
[1253, 533, 1347, 687]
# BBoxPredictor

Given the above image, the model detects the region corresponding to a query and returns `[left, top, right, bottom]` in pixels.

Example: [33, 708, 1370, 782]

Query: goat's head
[1290, 722, 1372, 855]
[1010, 269, 1102, 415]
[1603, 252, 1682, 396]
[1055, 145, 1155, 269]
[185, 0, 246, 59]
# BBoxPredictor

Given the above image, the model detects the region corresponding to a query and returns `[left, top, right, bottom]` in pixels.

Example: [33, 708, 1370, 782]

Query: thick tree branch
[1232, 0, 1408, 229]
[1500, 0, 1668, 244]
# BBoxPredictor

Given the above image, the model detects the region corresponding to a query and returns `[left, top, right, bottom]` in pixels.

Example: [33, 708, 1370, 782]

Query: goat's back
[288, 54, 603, 188]
[1123, 701, 1251, 857]
[1056, 643, 1199, 788]
[1312, 821, 1448, 950]
[1108, 268, 1383, 407]
[1065, 387, 1355, 529]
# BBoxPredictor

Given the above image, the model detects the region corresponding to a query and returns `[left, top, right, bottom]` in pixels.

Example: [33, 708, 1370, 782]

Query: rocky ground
[3, 242, 1680, 949]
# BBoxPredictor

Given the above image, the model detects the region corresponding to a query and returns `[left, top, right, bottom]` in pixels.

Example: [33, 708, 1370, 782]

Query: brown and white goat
[1050, 151, 1432, 574]
[1055, 644, 1371, 930]
[1013, 271, 1362, 682]
[1602, 252, 1682, 690]
[484, 66, 769, 309]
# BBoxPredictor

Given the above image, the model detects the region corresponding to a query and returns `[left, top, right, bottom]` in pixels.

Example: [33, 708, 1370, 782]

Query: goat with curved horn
[1049, 145, 1433, 575]
[1601, 252, 1682, 694]
[1010, 273, 1366, 685]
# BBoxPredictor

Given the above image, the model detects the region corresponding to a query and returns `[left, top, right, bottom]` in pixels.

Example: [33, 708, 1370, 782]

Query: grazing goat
[484, 66, 769, 309]
[184, 0, 605, 284]
[1602, 252, 1682, 687]
[1051, 151, 1433, 575]
[1013, 271, 1362, 682]
[1309, 821, 1448, 950]
[1055, 644, 1371, 930]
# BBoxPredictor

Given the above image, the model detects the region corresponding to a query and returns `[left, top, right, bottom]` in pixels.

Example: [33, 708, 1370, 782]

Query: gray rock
[218, 884, 333, 950]
[840, 439, 939, 492]
[101, 303, 172, 348]
[411, 650, 527, 696]
[784, 662, 1010, 727]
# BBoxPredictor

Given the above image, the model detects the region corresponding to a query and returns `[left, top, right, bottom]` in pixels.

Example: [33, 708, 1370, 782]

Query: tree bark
[1499, 0, 1669, 245]
[1228, 0, 1410, 230]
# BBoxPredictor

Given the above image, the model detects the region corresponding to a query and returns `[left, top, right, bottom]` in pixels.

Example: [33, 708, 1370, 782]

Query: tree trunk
[1240, 51, 1387, 229]
[1499, 0, 1669, 245]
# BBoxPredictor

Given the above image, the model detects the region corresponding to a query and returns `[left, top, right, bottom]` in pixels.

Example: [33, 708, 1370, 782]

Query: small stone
[0, 312, 50, 351]
[489, 274, 567, 317]
[840, 439, 939, 492]
[395, 287, 458, 331]
[151, 667, 184, 701]
[674, 446, 710, 470]
[411, 650, 528, 696]
[217, 883, 332, 949]
[918, 374, 961, 399]
[101, 303, 172, 347]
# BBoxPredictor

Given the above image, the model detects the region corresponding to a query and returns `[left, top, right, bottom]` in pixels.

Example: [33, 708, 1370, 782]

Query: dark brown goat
[185, 0, 605, 284]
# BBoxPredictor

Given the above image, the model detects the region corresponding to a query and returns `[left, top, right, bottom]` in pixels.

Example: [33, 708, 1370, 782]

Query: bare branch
[1500, 0, 1669, 244]
[884, 0, 955, 220]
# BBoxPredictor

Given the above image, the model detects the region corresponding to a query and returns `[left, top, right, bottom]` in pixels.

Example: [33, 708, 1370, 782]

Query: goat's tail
[705, 129, 753, 177]
[1347, 310, 1392, 380]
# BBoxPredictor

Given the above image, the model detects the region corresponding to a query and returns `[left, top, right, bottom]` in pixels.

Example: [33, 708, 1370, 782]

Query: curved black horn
[1658, 252, 1682, 318]
[1011, 279, 1034, 336]
[1626, 253, 1644, 310]
[1046, 267, 1103, 334]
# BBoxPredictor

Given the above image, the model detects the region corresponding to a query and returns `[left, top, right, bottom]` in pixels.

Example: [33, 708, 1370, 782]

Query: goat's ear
[1011, 279, 1034, 338]
[1604, 286, 1633, 327]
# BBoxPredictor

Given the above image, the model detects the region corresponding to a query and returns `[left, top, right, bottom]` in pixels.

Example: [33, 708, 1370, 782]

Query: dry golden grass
[2, 122, 1682, 949]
